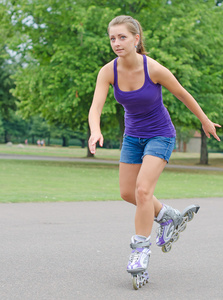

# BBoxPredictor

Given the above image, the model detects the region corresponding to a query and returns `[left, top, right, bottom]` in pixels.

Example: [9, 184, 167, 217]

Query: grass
[0, 160, 120, 203]
[0, 144, 223, 167]
[0, 159, 222, 203]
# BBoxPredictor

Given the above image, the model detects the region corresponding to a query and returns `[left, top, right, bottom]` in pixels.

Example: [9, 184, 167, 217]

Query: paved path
[0, 198, 223, 300]
[0, 153, 222, 171]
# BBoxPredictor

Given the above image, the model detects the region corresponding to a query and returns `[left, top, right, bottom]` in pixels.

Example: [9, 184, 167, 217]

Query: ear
[135, 34, 140, 47]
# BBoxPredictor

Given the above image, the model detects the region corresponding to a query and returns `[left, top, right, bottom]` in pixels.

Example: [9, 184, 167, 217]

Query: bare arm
[88, 63, 113, 154]
[150, 61, 221, 141]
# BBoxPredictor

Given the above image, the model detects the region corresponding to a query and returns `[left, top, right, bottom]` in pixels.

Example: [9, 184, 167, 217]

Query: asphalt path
[0, 198, 223, 300]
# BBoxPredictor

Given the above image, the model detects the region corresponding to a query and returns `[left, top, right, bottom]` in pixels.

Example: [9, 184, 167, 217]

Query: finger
[89, 143, 96, 154]
[88, 139, 96, 154]
[203, 129, 210, 139]
[90, 138, 99, 147]
[212, 132, 221, 142]
[212, 124, 221, 141]
[99, 135, 104, 147]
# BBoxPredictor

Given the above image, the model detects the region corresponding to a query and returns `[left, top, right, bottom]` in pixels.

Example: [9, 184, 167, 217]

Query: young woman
[88, 15, 221, 289]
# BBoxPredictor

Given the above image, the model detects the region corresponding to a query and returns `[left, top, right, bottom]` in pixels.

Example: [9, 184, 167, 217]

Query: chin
[115, 51, 126, 57]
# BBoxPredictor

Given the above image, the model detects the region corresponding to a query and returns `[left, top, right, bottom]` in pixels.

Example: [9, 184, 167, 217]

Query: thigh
[119, 162, 141, 205]
[136, 155, 167, 198]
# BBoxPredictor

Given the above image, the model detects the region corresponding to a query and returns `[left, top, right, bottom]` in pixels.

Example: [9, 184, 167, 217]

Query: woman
[88, 15, 221, 289]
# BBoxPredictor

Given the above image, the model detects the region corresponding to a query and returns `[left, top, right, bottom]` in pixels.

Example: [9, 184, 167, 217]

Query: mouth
[115, 49, 124, 53]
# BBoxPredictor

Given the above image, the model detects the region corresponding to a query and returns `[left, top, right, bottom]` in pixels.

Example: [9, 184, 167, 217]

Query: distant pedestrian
[37, 139, 41, 147]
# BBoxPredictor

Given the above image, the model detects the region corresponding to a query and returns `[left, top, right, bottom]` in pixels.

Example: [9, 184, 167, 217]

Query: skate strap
[130, 241, 151, 249]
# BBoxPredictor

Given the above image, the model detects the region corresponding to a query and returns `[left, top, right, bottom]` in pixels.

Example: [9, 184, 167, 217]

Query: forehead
[109, 24, 130, 36]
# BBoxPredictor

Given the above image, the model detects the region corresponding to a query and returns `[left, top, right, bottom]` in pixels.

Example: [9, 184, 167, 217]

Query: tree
[6, 1, 118, 153]
[0, 2, 18, 120]
[28, 115, 50, 144]
[1, 111, 28, 143]
[4, 0, 223, 162]
[139, 0, 223, 164]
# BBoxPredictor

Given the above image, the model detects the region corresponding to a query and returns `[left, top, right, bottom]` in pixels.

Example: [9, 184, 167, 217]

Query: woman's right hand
[88, 132, 104, 154]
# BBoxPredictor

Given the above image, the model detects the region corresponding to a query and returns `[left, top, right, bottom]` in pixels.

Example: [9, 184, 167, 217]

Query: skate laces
[157, 214, 173, 238]
[157, 209, 180, 239]
[157, 225, 164, 238]
[129, 250, 141, 263]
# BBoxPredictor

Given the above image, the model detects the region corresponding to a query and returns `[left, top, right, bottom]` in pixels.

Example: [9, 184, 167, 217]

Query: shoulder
[145, 56, 171, 84]
[97, 59, 115, 85]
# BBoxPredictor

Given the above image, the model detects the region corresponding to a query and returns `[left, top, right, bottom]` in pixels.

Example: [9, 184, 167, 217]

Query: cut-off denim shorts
[120, 134, 176, 164]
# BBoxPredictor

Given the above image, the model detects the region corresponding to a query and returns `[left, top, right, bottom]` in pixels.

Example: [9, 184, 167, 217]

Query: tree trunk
[87, 127, 94, 158]
[183, 142, 187, 152]
[200, 127, 208, 165]
[4, 130, 10, 143]
[115, 104, 124, 149]
[80, 139, 85, 148]
[62, 136, 69, 147]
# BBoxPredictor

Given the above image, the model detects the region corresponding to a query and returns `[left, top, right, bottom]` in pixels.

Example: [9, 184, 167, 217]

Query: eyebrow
[110, 33, 126, 37]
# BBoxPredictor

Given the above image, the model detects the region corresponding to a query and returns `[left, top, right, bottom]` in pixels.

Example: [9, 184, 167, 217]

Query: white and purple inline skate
[127, 235, 151, 290]
[156, 204, 200, 253]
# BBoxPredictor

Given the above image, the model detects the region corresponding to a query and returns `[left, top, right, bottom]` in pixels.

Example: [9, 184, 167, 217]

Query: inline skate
[156, 204, 200, 253]
[127, 235, 151, 290]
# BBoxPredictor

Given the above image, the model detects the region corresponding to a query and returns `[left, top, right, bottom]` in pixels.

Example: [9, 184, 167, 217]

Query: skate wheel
[133, 276, 139, 290]
[162, 243, 172, 253]
[173, 233, 180, 242]
[180, 222, 187, 232]
[185, 211, 194, 222]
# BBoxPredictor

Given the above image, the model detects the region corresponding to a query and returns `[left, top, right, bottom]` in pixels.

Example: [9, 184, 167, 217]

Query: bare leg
[134, 155, 167, 236]
[119, 162, 163, 217]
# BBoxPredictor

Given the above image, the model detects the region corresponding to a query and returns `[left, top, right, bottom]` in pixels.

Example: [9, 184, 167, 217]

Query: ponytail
[134, 19, 147, 55]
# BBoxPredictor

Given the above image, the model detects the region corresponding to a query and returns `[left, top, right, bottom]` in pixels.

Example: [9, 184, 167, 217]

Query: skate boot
[127, 235, 151, 290]
[155, 204, 200, 253]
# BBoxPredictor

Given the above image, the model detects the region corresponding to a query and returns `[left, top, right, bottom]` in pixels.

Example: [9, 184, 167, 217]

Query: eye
[120, 35, 126, 40]
[110, 37, 115, 42]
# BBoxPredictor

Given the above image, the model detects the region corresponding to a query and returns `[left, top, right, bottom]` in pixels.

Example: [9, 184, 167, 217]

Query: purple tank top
[113, 55, 176, 138]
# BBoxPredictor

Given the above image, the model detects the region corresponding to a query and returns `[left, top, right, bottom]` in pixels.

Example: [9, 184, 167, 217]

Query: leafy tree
[4, 0, 223, 163]
[0, 114, 4, 137]
[28, 115, 51, 144]
[139, 0, 223, 163]
[1, 111, 28, 143]
[7, 1, 118, 153]
[0, 2, 18, 119]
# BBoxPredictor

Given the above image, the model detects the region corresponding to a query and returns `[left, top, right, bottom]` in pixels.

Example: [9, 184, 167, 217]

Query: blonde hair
[108, 15, 147, 55]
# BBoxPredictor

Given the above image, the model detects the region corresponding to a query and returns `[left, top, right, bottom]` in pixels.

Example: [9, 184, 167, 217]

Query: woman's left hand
[202, 120, 221, 141]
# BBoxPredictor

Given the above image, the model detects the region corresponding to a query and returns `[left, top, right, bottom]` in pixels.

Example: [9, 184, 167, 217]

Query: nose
[114, 39, 120, 47]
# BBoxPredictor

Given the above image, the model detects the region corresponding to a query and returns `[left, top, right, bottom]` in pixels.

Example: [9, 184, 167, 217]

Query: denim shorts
[120, 134, 176, 164]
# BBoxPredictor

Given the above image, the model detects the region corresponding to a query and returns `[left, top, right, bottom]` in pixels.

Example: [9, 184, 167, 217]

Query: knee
[135, 183, 152, 205]
[120, 189, 135, 204]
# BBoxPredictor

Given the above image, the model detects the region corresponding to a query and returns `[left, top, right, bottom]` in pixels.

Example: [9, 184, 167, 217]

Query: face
[109, 24, 139, 57]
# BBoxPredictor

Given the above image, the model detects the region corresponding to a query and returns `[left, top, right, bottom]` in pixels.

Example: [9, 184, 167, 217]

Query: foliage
[0, 2, 18, 117]
[1, 0, 222, 159]
[139, 0, 223, 130]
[2, 111, 28, 142]
[7, 1, 118, 129]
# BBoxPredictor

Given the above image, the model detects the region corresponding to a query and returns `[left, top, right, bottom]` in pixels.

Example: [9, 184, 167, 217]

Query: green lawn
[0, 144, 223, 167]
[0, 159, 222, 203]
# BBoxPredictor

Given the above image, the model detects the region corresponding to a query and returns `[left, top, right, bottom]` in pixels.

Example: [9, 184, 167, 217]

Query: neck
[118, 53, 143, 70]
